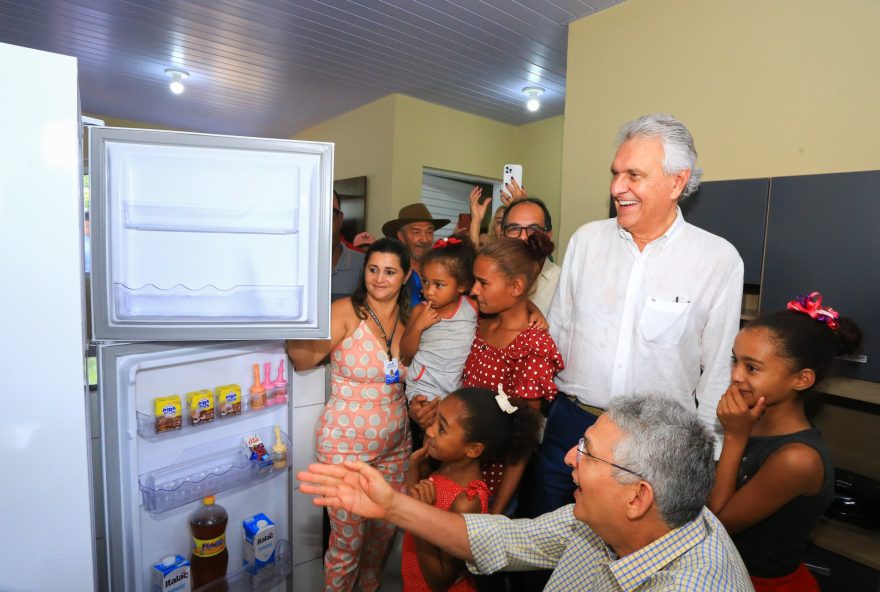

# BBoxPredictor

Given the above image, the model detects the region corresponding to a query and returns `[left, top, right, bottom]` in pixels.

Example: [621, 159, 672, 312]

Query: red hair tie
[432, 237, 462, 249]
[786, 292, 840, 330]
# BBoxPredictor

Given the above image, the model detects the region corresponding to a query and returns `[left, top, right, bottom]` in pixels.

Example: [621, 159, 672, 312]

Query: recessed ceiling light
[523, 86, 545, 112]
[165, 68, 190, 95]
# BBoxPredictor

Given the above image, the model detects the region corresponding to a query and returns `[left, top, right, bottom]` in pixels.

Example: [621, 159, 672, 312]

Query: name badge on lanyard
[383, 358, 400, 384]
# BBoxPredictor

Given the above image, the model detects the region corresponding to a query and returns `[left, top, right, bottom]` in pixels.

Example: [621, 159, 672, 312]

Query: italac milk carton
[242, 513, 276, 572]
[150, 555, 191, 592]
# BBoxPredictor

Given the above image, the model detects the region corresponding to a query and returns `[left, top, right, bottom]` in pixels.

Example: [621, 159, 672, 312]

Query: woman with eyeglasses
[462, 234, 565, 516]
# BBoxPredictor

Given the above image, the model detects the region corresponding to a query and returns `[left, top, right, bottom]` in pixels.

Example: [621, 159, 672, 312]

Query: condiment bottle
[249, 363, 266, 409]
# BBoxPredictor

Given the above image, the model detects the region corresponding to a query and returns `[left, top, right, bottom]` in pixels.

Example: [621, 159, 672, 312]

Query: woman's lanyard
[366, 305, 402, 384]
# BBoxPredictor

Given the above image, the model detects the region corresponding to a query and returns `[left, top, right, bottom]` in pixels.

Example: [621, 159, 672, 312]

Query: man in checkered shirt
[299, 394, 754, 591]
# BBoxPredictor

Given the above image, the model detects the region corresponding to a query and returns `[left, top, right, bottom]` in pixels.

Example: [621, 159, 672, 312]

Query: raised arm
[287, 298, 354, 370]
[468, 186, 491, 246]
[709, 384, 825, 535]
[399, 301, 439, 365]
[298, 461, 475, 561]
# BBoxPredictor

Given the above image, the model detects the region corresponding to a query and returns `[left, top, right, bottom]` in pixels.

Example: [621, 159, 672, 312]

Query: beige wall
[296, 94, 564, 238]
[560, 0, 880, 256]
[295, 96, 397, 239]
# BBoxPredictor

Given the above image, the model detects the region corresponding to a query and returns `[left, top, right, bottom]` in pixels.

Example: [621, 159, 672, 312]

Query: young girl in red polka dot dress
[402, 386, 542, 591]
[462, 234, 564, 514]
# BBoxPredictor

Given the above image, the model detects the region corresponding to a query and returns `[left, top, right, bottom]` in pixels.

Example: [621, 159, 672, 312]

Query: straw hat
[381, 203, 450, 238]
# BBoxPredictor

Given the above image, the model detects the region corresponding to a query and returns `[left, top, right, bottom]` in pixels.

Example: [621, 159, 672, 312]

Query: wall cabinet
[761, 171, 879, 382]
[682, 178, 769, 286]
[683, 171, 880, 584]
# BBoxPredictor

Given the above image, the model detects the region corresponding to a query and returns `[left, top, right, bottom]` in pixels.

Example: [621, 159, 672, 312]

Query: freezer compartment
[89, 127, 333, 340]
[193, 539, 291, 592]
[124, 201, 300, 234]
[139, 426, 291, 514]
[115, 283, 303, 320]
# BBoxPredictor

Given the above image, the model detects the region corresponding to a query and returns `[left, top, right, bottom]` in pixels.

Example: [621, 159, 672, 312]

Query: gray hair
[606, 394, 715, 528]
[616, 114, 702, 198]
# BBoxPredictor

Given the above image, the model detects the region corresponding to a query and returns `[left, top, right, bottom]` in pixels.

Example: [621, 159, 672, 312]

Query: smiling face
[730, 327, 806, 408]
[503, 201, 552, 243]
[421, 260, 465, 315]
[424, 395, 480, 463]
[397, 221, 435, 262]
[470, 255, 518, 314]
[564, 414, 632, 531]
[610, 136, 688, 243]
[363, 251, 408, 303]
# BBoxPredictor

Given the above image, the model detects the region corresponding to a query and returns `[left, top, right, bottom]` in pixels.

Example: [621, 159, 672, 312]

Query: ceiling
[0, 0, 622, 138]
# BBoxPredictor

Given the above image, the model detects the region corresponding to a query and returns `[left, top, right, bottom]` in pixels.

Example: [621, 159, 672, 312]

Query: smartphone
[456, 213, 472, 232]
[503, 164, 523, 192]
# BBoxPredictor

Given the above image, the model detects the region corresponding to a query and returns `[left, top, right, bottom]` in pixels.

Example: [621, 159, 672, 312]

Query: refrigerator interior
[100, 340, 296, 591]
[90, 128, 333, 340]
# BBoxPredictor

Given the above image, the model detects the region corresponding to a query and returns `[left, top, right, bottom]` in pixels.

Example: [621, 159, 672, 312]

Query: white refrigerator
[89, 127, 333, 591]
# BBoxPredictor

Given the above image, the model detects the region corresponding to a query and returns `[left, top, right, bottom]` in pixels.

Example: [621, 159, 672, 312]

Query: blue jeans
[523, 394, 600, 518]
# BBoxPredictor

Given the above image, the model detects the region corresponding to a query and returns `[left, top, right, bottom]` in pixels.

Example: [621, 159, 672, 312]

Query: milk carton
[150, 555, 191, 592]
[242, 513, 276, 572]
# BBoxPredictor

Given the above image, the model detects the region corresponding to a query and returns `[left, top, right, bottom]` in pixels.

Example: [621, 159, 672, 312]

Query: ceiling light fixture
[165, 68, 189, 95]
[523, 86, 545, 112]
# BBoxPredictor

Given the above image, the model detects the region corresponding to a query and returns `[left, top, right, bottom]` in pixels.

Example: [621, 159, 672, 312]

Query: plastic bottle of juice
[189, 495, 228, 590]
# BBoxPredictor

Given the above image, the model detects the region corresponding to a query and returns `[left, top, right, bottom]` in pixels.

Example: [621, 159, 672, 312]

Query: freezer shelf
[139, 427, 291, 514]
[124, 201, 300, 234]
[115, 283, 303, 320]
[193, 539, 292, 592]
[136, 393, 290, 442]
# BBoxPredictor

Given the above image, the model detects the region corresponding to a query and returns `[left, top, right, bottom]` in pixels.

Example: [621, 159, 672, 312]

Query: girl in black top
[708, 292, 863, 592]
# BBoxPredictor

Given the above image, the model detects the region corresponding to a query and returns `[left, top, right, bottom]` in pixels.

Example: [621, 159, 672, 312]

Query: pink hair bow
[786, 292, 840, 330]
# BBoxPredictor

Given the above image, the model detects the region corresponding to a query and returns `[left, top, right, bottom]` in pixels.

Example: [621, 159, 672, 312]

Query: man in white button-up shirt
[524, 114, 743, 527]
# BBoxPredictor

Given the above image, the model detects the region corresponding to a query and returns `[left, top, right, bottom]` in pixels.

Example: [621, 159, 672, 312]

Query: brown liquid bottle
[189, 495, 228, 590]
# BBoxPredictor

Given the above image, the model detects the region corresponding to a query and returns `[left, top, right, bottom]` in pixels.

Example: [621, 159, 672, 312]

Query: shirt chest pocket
[637, 298, 691, 346]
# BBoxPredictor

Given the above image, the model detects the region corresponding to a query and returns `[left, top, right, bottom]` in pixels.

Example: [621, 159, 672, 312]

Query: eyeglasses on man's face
[502, 223, 548, 239]
[575, 437, 645, 480]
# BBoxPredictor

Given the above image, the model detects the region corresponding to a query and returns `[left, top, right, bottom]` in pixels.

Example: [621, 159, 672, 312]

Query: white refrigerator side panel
[0, 43, 95, 591]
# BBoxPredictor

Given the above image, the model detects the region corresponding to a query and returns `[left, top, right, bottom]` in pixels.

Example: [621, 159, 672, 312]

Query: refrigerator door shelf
[124, 201, 300, 235]
[192, 539, 291, 592]
[136, 396, 289, 442]
[115, 283, 303, 320]
[138, 427, 291, 514]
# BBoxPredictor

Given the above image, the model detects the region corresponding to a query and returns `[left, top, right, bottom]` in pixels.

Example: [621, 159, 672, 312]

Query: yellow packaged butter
[215, 384, 242, 417]
[187, 389, 215, 426]
[154, 395, 183, 433]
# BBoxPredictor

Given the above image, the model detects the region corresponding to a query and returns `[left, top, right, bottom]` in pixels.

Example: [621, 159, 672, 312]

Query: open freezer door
[89, 127, 333, 341]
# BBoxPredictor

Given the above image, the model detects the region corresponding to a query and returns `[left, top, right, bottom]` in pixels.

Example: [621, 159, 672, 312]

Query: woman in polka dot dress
[463, 234, 564, 515]
[288, 238, 413, 592]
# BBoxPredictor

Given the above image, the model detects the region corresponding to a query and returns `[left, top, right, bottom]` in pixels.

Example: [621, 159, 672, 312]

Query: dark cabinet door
[681, 178, 769, 285]
[761, 171, 879, 381]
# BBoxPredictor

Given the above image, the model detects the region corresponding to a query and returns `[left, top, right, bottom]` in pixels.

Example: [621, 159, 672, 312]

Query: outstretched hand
[297, 461, 396, 519]
[717, 384, 766, 440]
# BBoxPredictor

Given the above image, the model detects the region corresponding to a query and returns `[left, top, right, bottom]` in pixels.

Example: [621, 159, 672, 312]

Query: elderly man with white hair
[298, 395, 754, 591]
[523, 115, 744, 529]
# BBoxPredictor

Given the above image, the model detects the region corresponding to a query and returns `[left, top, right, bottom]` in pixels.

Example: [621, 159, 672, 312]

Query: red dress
[461, 325, 564, 496]
[401, 475, 490, 591]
